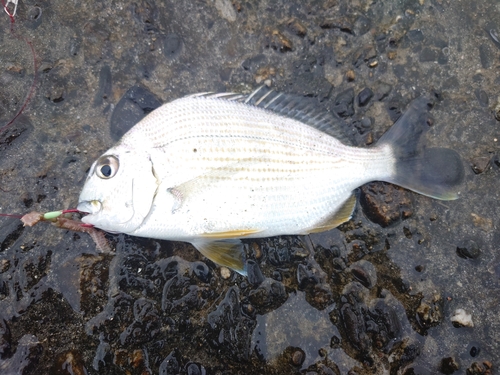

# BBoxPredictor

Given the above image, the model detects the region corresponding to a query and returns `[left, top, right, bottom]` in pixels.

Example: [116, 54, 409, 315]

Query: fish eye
[95, 155, 119, 179]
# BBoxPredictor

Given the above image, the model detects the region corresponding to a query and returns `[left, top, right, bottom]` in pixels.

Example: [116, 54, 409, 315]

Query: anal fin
[201, 228, 261, 239]
[306, 194, 357, 234]
[192, 239, 247, 276]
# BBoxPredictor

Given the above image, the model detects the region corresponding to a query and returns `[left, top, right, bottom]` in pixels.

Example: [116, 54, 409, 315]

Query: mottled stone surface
[0, 1, 499, 374]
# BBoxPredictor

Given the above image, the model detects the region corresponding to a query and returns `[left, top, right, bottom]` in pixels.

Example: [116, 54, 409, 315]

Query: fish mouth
[76, 200, 102, 215]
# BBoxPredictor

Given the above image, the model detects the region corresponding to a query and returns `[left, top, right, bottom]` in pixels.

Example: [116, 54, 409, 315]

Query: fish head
[77, 145, 158, 233]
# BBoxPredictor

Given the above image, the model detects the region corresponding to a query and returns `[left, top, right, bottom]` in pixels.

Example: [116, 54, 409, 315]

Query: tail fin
[377, 97, 464, 200]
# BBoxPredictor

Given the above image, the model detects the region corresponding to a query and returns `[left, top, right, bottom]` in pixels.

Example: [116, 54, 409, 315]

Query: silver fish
[77, 88, 464, 274]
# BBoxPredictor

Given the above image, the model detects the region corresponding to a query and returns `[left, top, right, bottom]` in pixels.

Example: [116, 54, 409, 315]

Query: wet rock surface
[0, 1, 499, 374]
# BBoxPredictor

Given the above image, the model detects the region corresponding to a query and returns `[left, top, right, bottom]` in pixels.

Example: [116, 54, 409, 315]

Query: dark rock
[246, 260, 265, 287]
[359, 182, 413, 228]
[185, 362, 206, 375]
[289, 347, 305, 366]
[241, 54, 266, 71]
[354, 15, 371, 36]
[467, 342, 481, 358]
[478, 44, 494, 69]
[471, 157, 490, 174]
[456, 240, 481, 260]
[475, 89, 489, 107]
[407, 29, 424, 43]
[440, 356, 460, 374]
[159, 350, 180, 375]
[163, 33, 183, 59]
[191, 261, 211, 283]
[333, 88, 355, 117]
[419, 47, 439, 62]
[374, 82, 392, 101]
[357, 87, 374, 107]
[25, 6, 43, 29]
[110, 86, 162, 140]
[350, 260, 377, 289]
[93, 65, 112, 106]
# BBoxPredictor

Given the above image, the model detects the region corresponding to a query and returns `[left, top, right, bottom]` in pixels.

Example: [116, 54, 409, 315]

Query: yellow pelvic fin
[192, 239, 247, 275]
[200, 228, 262, 239]
[307, 194, 357, 234]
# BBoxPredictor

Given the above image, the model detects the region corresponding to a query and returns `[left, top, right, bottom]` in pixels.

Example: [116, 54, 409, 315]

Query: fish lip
[76, 200, 102, 215]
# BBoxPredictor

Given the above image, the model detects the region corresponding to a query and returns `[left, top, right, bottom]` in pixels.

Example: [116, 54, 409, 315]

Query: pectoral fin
[192, 239, 247, 276]
[305, 194, 357, 234]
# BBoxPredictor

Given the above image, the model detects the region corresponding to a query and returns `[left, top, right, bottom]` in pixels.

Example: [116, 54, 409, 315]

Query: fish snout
[77, 200, 102, 215]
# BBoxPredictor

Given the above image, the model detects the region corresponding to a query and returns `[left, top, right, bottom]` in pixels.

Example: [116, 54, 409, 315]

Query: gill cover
[77, 148, 158, 233]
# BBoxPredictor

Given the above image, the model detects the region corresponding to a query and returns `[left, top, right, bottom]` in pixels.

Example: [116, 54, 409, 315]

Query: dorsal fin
[244, 86, 352, 145]
[188, 87, 352, 145]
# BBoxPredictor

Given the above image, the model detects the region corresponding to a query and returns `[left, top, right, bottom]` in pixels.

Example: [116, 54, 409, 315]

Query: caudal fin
[377, 97, 464, 200]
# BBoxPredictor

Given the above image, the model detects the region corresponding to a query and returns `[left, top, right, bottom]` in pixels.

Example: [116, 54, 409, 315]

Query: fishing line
[0, 0, 38, 134]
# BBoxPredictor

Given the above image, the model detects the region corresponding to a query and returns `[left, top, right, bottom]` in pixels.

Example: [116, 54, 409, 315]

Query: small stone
[291, 348, 305, 366]
[350, 260, 377, 289]
[246, 260, 265, 287]
[440, 357, 459, 374]
[456, 240, 481, 260]
[387, 50, 397, 59]
[287, 18, 307, 37]
[346, 69, 355, 81]
[475, 89, 489, 107]
[220, 267, 231, 279]
[358, 87, 374, 107]
[451, 308, 474, 328]
[471, 157, 490, 174]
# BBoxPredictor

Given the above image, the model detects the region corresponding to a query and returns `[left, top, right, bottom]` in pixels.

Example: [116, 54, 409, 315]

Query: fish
[77, 87, 464, 275]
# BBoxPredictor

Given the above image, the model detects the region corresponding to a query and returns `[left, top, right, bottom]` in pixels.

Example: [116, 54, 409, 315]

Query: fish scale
[78, 89, 464, 275]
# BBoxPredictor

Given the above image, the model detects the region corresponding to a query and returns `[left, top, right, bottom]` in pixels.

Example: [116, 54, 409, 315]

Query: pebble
[474, 89, 489, 107]
[346, 69, 355, 81]
[163, 33, 183, 59]
[359, 182, 413, 227]
[350, 260, 377, 289]
[246, 260, 264, 287]
[110, 86, 162, 140]
[287, 18, 307, 38]
[333, 88, 355, 117]
[291, 348, 305, 366]
[479, 44, 494, 69]
[471, 157, 490, 174]
[214, 0, 237, 23]
[456, 240, 481, 260]
[451, 308, 474, 328]
[440, 357, 460, 375]
[220, 267, 231, 279]
[357, 87, 374, 107]
[93, 65, 112, 107]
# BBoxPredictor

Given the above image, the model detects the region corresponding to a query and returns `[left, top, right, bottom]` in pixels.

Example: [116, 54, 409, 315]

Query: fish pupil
[100, 165, 112, 177]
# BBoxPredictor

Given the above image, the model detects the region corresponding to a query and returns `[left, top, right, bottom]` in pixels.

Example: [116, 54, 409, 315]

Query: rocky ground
[0, 0, 499, 374]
